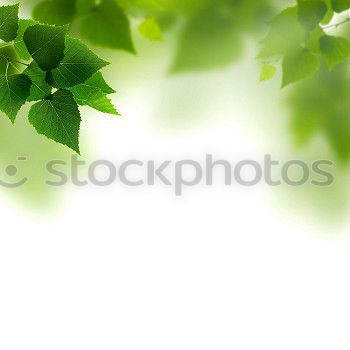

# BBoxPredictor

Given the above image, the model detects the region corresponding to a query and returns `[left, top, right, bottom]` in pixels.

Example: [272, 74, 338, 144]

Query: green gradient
[0, 104, 73, 210]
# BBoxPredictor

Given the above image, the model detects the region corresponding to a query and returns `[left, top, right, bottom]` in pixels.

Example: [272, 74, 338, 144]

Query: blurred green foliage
[258, 1, 350, 162]
[29, 0, 274, 71]
[288, 61, 350, 162]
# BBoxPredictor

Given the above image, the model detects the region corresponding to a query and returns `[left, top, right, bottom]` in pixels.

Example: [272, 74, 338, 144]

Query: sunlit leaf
[14, 19, 37, 61]
[139, 17, 163, 41]
[0, 73, 31, 123]
[260, 63, 277, 82]
[0, 4, 19, 42]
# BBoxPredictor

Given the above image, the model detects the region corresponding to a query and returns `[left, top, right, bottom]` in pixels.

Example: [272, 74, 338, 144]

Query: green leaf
[304, 26, 326, 53]
[268, 7, 305, 43]
[70, 72, 118, 115]
[0, 4, 19, 42]
[139, 17, 163, 41]
[48, 37, 109, 88]
[331, 0, 350, 12]
[260, 64, 277, 81]
[23, 24, 67, 71]
[319, 35, 350, 70]
[79, 0, 135, 53]
[170, 7, 241, 73]
[28, 89, 81, 153]
[0, 45, 21, 75]
[298, 0, 327, 31]
[24, 61, 52, 102]
[14, 19, 37, 61]
[86, 94, 119, 115]
[282, 49, 320, 87]
[81, 72, 116, 95]
[69, 72, 115, 101]
[258, 7, 305, 59]
[33, 0, 76, 26]
[321, 0, 334, 24]
[76, 0, 96, 15]
[0, 73, 31, 123]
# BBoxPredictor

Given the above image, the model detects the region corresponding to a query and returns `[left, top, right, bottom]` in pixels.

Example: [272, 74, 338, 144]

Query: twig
[322, 17, 350, 30]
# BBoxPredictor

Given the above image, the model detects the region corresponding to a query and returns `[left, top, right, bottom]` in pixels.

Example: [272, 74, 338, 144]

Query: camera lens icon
[0, 157, 28, 188]
[6, 165, 18, 176]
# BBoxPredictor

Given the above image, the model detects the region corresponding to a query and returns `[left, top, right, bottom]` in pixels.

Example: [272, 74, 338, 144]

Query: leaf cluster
[0, 3, 118, 154]
[259, 0, 350, 87]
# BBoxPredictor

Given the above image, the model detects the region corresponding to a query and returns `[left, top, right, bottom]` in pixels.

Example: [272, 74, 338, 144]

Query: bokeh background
[1, 1, 350, 349]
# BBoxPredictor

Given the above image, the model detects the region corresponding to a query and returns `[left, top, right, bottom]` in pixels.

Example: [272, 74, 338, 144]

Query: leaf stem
[0, 53, 29, 67]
